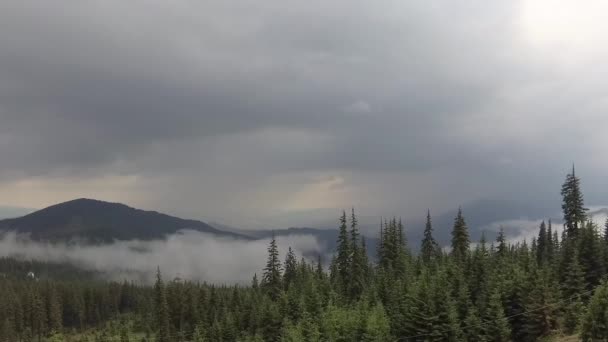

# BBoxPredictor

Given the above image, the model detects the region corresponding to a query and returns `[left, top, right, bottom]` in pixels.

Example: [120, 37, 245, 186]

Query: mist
[0, 230, 324, 285]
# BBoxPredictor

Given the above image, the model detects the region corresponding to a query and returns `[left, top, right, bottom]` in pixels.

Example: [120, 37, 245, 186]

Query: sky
[1, 0, 608, 229]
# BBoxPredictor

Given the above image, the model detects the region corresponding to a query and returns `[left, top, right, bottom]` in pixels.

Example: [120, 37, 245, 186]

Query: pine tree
[451, 208, 470, 262]
[349, 208, 365, 301]
[552, 229, 560, 256]
[361, 237, 371, 280]
[546, 220, 554, 260]
[561, 248, 585, 299]
[420, 210, 440, 263]
[377, 218, 385, 265]
[463, 305, 485, 342]
[154, 268, 171, 342]
[536, 221, 547, 265]
[561, 165, 587, 238]
[336, 210, 351, 295]
[483, 290, 511, 342]
[581, 281, 608, 341]
[262, 233, 282, 300]
[315, 255, 324, 280]
[523, 270, 558, 341]
[394, 218, 410, 278]
[495, 226, 507, 260]
[283, 247, 297, 290]
[578, 221, 605, 290]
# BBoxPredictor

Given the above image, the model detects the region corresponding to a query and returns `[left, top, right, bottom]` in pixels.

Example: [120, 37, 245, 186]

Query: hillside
[0, 198, 250, 242]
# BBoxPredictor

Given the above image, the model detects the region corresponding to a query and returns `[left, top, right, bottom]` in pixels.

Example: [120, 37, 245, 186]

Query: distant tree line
[2, 166, 608, 341]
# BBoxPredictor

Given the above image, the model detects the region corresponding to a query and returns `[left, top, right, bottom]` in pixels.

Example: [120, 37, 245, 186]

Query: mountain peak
[0, 198, 249, 242]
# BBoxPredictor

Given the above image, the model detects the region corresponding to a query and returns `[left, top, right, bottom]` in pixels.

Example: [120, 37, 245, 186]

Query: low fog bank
[480, 206, 608, 244]
[0, 230, 324, 285]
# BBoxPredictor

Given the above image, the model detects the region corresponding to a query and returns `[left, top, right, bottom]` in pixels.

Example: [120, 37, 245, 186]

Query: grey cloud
[0, 230, 324, 284]
[0, 1, 518, 177]
[1, 1, 608, 226]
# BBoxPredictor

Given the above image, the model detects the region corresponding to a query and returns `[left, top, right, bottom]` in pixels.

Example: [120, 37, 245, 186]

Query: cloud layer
[0, 230, 323, 284]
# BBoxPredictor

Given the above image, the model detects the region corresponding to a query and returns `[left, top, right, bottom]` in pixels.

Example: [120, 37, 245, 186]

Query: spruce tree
[262, 233, 282, 300]
[578, 221, 605, 290]
[536, 221, 547, 265]
[420, 210, 440, 263]
[315, 255, 324, 280]
[561, 165, 587, 238]
[336, 210, 351, 294]
[377, 218, 385, 265]
[283, 247, 297, 290]
[154, 268, 171, 342]
[349, 208, 365, 301]
[496, 226, 507, 259]
[581, 281, 608, 341]
[522, 270, 558, 341]
[561, 248, 585, 299]
[546, 220, 554, 260]
[394, 218, 410, 278]
[483, 290, 511, 342]
[451, 208, 470, 262]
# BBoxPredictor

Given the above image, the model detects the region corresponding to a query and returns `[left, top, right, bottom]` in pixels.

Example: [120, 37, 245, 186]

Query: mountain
[0, 198, 250, 242]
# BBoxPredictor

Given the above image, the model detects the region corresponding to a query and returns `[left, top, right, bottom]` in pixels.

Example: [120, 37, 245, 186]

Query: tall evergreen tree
[451, 208, 470, 262]
[581, 281, 608, 341]
[561, 248, 585, 299]
[420, 210, 440, 263]
[536, 221, 547, 265]
[578, 221, 605, 290]
[283, 247, 297, 290]
[546, 220, 554, 260]
[377, 218, 385, 264]
[483, 290, 511, 342]
[316, 255, 324, 280]
[336, 210, 351, 294]
[154, 268, 171, 342]
[561, 165, 587, 238]
[496, 226, 507, 259]
[349, 208, 366, 301]
[262, 233, 282, 300]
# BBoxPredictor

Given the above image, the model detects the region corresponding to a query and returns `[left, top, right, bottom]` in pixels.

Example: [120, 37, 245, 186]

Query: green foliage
[262, 233, 283, 300]
[421, 210, 441, 264]
[581, 282, 608, 341]
[561, 165, 587, 238]
[451, 208, 470, 262]
[154, 268, 171, 342]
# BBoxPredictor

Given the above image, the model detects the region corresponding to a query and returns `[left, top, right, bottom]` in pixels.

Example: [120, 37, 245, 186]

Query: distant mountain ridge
[0, 198, 251, 242]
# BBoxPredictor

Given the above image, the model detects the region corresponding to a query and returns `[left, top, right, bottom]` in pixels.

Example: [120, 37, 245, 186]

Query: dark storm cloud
[0, 1, 517, 177]
[1, 0, 607, 224]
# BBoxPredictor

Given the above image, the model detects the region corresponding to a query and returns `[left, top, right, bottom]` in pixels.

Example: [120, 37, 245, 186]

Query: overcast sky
[1, 0, 608, 228]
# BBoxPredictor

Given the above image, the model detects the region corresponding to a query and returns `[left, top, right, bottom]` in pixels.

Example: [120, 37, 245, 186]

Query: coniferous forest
[2, 168, 608, 341]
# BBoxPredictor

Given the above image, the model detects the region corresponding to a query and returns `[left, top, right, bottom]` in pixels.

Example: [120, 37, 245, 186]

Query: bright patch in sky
[520, 0, 608, 48]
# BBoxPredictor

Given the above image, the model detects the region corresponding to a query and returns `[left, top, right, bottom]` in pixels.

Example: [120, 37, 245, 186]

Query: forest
[1, 168, 608, 341]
